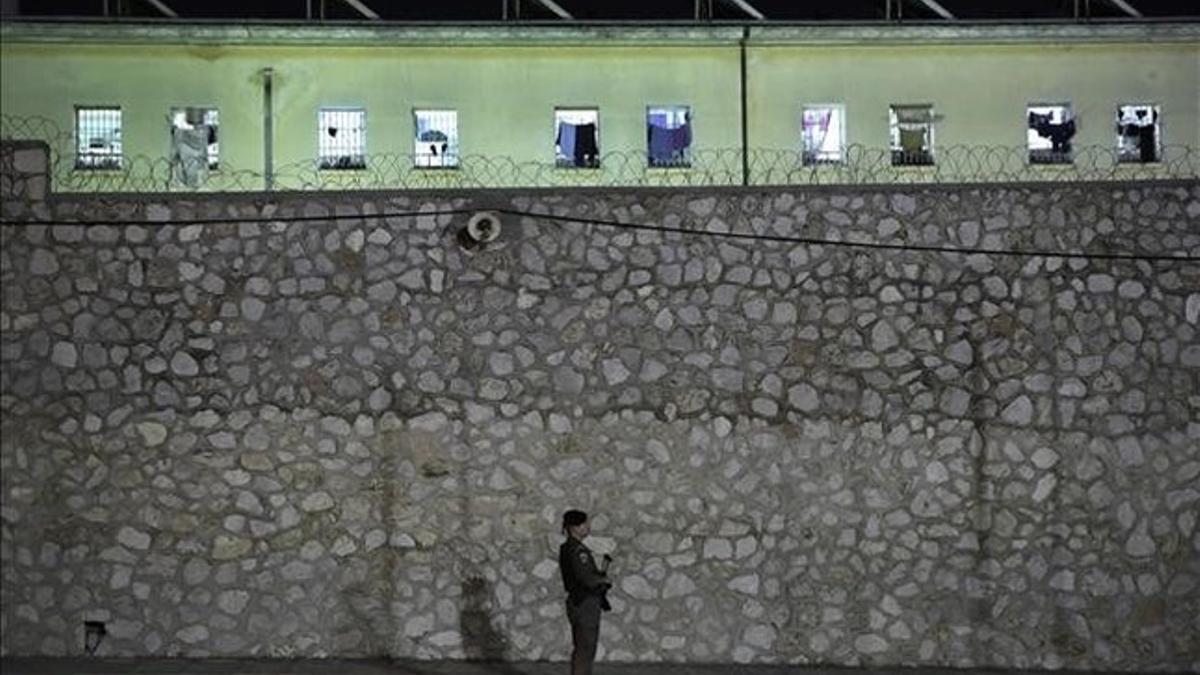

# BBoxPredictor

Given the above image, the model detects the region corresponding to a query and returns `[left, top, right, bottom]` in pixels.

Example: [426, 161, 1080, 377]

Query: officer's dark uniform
[559, 536, 608, 675]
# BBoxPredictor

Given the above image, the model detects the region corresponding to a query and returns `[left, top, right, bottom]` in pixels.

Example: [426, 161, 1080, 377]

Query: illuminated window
[170, 107, 219, 170]
[1116, 104, 1160, 164]
[555, 108, 600, 168]
[801, 104, 845, 164]
[414, 109, 458, 168]
[1027, 103, 1075, 164]
[318, 108, 366, 170]
[75, 106, 122, 170]
[647, 105, 692, 168]
[890, 105, 934, 166]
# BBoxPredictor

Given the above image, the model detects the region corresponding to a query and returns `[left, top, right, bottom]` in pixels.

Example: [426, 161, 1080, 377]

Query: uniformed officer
[559, 509, 611, 675]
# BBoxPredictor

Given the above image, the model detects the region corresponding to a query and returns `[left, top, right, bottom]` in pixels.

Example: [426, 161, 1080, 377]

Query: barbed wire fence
[3, 113, 1197, 194]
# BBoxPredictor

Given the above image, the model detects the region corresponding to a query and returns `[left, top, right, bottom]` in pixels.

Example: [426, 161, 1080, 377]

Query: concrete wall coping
[2, 19, 1198, 48]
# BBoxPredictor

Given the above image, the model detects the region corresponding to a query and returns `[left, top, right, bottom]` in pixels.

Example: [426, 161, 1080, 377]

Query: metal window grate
[555, 108, 600, 168]
[1027, 103, 1075, 165]
[75, 106, 122, 170]
[890, 105, 935, 166]
[414, 109, 459, 168]
[319, 108, 366, 170]
[1117, 104, 1161, 164]
[801, 104, 845, 165]
[171, 107, 219, 169]
[647, 105, 692, 168]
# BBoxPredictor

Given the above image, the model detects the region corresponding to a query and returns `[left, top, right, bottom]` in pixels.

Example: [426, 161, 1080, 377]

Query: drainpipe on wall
[262, 67, 274, 191]
[739, 26, 749, 187]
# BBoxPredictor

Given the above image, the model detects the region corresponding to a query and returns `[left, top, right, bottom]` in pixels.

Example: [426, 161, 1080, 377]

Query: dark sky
[9, 0, 1200, 21]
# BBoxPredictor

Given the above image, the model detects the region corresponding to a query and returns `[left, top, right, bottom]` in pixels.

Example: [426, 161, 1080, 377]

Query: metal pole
[740, 27, 749, 186]
[262, 68, 274, 191]
[886, 0, 892, 21]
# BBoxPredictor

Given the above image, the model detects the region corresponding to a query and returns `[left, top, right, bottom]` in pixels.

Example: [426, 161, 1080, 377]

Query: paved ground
[0, 659, 1127, 675]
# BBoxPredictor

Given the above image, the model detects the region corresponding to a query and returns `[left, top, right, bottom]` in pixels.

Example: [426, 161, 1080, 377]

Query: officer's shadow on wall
[460, 572, 525, 674]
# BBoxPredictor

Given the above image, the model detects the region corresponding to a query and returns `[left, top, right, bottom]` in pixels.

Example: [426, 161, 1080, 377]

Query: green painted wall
[747, 42, 1200, 159]
[1, 32, 1196, 187]
[0, 43, 742, 185]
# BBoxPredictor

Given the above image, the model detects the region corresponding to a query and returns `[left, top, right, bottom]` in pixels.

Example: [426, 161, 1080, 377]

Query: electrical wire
[494, 207, 1200, 264]
[3, 204, 1197, 264]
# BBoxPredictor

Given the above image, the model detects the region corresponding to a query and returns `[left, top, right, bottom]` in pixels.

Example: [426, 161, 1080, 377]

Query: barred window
[889, 105, 934, 166]
[1116, 104, 1160, 164]
[75, 106, 122, 170]
[318, 108, 366, 170]
[555, 108, 600, 169]
[801, 104, 845, 164]
[170, 107, 219, 170]
[414, 109, 459, 168]
[647, 105, 692, 168]
[1027, 103, 1075, 165]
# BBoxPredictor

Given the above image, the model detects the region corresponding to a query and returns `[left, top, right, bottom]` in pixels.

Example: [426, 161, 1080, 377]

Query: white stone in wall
[663, 573, 695, 599]
[743, 624, 776, 650]
[176, 625, 210, 644]
[1086, 274, 1115, 293]
[788, 383, 819, 412]
[217, 590, 250, 615]
[29, 248, 58, 275]
[1001, 396, 1033, 426]
[1125, 526, 1156, 557]
[170, 352, 199, 376]
[50, 342, 77, 368]
[621, 575, 656, 600]
[178, 224, 203, 241]
[1030, 447, 1059, 469]
[602, 358, 631, 385]
[1032, 474, 1057, 503]
[702, 539, 733, 560]
[854, 634, 888, 654]
[301, 492, 334, 512]
[1049, 570, 1075, 591]
[871, 322, 899, 352]
[136, 422, 168, 447]
[728, 574, 760, 595]
[925, 461, 949, 484]
[890, 194, 917, 215]
[117, 526, 151, 550]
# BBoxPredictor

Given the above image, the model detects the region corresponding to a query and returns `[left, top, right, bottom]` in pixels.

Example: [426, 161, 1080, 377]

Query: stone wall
[1, 179, 1199, 670]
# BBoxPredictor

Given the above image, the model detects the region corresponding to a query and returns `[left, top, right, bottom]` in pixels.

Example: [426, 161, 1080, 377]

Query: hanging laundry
[648, 123, 692, 166]
[557, 122, 578, 163]
[171, 125, 209, 188]
[1029, 113, 1076, 153]
[574, 123, 598, 167]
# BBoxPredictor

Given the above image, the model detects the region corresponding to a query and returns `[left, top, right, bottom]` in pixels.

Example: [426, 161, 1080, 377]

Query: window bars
[170, 107, 220, 170]
[319, 108, 367, 170]
[801, 104, 845, 165]
[414, 109, 459, 168]
[555, 108, 600, 169]
[75, 106, 122, 170]
[1117, 104, 1160, 164]
[1027, 103, 1075, 165]
[647, 105, 692, 168]
[890, 105, 935, 166]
